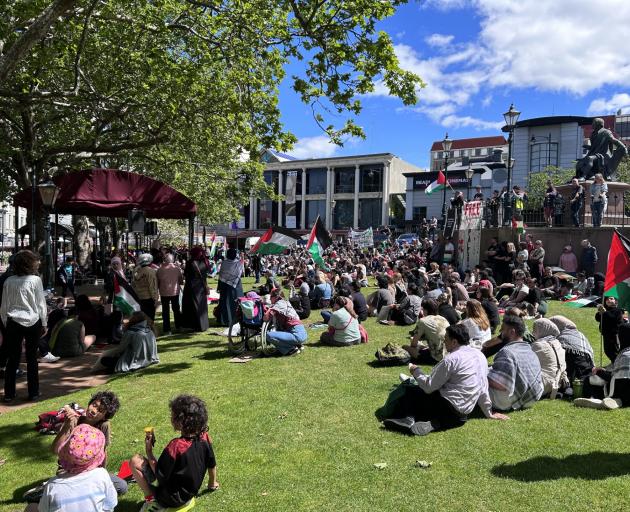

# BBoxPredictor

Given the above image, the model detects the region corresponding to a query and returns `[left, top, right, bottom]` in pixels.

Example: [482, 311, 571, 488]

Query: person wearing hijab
[549, 315, 594, 388]
[132, 253, 159, 321]
[215, 248, 244, 327]
[181, 247, 212, 332]
[103, 256, 139, 343]
[531, 319, 567, 398]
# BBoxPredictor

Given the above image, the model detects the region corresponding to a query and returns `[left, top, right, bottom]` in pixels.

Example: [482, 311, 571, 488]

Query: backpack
[374, 343, 410, 366]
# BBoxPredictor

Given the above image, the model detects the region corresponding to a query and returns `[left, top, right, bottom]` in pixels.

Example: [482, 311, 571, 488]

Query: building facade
[244, 151, 421, 231]
[0, 203, 28, 250]
[429, 136, 507, 172]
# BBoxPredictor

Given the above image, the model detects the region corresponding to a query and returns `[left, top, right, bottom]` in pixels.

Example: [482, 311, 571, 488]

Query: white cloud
[425, 33, 454, 47]
[420, 0, 469, 10]
[440, 115, 503, 130]
[481, 95, 492, 107]
[588, 93, 630, 115]
[290, 135, 341, 159]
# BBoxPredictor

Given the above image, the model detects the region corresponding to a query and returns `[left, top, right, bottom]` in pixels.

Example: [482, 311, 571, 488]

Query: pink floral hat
[59, 424, 105, 474]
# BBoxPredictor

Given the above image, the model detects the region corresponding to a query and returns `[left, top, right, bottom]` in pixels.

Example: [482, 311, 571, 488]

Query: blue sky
[277, 0, 630, 168]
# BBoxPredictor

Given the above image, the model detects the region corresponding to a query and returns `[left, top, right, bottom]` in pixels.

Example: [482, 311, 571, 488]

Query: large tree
[0, 0, 422, 225]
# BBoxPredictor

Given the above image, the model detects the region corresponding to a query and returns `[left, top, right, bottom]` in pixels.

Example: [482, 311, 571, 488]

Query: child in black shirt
[130, 394, 219, 511]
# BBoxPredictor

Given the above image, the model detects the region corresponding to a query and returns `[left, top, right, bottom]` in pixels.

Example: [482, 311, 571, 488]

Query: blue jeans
[320, 311, 332, 324]
[591, 201, 604, 227]
[266, 324, 308, 355]
[571, 201, 582, 227]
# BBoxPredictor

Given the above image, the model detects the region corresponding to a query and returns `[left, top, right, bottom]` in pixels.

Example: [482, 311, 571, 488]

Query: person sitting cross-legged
[264, 289, 308, 356]
[488, 315, 543, 411]
[383, 324, 508, 436]
[403, 298, 449, 365]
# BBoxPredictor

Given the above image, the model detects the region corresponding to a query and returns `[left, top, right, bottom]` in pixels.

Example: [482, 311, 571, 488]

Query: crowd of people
[0, 221, 626, 510]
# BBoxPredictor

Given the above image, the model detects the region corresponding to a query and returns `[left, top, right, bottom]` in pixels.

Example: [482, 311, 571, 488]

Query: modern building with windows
[243, 150, 421, 231]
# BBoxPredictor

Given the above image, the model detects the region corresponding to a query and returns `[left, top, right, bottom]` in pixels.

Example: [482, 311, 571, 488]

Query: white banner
[349, 227, 374, 248]
[458, 201, 483, 270]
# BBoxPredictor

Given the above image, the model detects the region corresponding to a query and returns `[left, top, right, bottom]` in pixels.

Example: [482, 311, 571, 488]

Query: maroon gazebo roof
[13, 168, 197, 219]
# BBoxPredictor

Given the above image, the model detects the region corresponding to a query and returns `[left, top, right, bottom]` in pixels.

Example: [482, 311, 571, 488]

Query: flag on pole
[425, 171, 448, 196]
[113, 274, 141, 315]
[306, 216, 333, 270]
[208, 232, 218, 259]
[563, 295, 600, 308]
[604, 229, 630, 311]
[250, 226, 300, 255]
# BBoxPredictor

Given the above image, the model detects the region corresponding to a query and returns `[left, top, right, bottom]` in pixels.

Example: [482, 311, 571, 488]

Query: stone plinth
[556, 181, 630, 227]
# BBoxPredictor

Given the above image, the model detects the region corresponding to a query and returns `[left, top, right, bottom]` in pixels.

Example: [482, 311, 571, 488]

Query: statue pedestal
[556, 181, 630, 226]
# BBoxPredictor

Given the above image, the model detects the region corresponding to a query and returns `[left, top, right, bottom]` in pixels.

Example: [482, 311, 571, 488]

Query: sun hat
[58, 424, 106, 475]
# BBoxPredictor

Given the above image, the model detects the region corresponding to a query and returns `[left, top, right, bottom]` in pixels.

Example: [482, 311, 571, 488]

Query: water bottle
[572, 378, 583, 399]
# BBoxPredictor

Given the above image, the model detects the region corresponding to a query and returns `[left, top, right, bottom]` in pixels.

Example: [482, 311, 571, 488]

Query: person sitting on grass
[50, 391, 126, 495]
[377, 283, 422, 326]
[319, 296, 361, 347]
[549, 315, 594, 390]
[487, 315, 543, 412]
[367, 275, 394, 317]
[26, 424, 117, 512]
[436, 292, 460, 325]
[130, 394, 219, 512]
[575, 323, 630, 410]
[531, 319, 567, 399]
[383, 324, 508, 436]
[403, 298, 449, 365]
[457, 299, 492, 350]
[97, 311, 159, 374]
[349, 282, 368, 323]
[264, 289, 308, 356]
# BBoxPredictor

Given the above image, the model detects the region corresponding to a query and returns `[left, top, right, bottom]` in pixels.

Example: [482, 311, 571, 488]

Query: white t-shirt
[39, 468, 117, 512]
[460, 318, 492, 349]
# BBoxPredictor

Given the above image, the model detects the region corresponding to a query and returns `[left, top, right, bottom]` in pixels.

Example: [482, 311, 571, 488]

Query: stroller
[228, 293, 274, 355]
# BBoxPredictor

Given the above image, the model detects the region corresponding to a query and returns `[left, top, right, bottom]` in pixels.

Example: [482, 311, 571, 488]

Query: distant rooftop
[430, 136, 507, 152]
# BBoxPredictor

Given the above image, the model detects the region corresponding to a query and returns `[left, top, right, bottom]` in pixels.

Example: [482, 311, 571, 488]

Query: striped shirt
[0, 274, 47, 327]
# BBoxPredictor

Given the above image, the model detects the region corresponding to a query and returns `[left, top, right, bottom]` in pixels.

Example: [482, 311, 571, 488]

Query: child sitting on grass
[51, 390, 126, 494]
[130, 394, 219, 511]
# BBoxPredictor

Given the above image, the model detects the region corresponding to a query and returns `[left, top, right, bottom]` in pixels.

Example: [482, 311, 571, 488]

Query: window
[283, 201, 301, 228]
[282, 170, 302, 194]
[412, 206, 427, 222]
[359, 164, 383, 192]
[306, 200, 326, 227]
[333, 200, 353, 229]
[530, 141, 559, 172]
[615, 115, 630, 139]
[474, 148, 482, 156]
[334, 166, 355, 193]
[359, 198, 381, 228]
[258, 199, 274, 228]
[306, 168, 327, 194]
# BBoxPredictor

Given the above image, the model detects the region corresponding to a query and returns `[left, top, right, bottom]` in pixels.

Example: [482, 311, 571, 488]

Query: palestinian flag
[208, 232, 218, 259]
[564, 295, 600, 308]
[512, 217, 525, 234]
[306, 215, 333, 271]
[604, 229, 630, 311]
[250, 226, 300, 255]
[425, 171, 447, 196]
[113, 274, 141, 315]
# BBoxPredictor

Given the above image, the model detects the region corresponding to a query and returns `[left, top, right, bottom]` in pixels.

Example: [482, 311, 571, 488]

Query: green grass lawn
[0, 278, 627, 512]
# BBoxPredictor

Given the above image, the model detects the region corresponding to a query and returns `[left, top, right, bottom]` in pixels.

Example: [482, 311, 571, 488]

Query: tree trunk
[72, 215, 92, 268]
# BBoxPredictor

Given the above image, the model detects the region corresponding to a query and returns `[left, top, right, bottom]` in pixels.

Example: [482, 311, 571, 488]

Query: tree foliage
[527, 166, 575, 208]
[0, 0, 423, 223]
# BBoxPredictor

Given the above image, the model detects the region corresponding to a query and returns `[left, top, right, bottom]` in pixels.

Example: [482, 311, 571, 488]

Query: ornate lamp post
[0, 208, 6, 263]
[465, 163, 474, 201]
[502, 104, 520, 225]
[441, 133, 453, 227]
[38, 177, 60, 289]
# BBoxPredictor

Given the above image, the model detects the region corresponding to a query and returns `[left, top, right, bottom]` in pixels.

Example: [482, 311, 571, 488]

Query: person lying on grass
[383, 324, 508, 436]
[50, 390, 127, 495]
[26, 424, 117, 512]
[130, 394, 219, 512]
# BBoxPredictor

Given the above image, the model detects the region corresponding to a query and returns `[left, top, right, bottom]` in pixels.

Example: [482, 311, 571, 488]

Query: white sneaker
[574, 398, 604, 409]
[399, 373, 411, 383]
[40, 353, 60, 363]
[602, 397, 622, 410]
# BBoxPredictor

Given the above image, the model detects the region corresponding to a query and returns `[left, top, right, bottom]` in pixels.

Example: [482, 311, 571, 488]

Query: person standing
[215, 248, 243, 328]
[0, 250, 47, 402]
[569, 178, 584, 227]
[251, 254, 262, 284]
[157, 254, 183, 335]
[590, 173, 608, 228]
[528, 240, 545, 282]
[56, 256, 77, 298]
[182, 247, 212, 332]
[132, 254, 159, 321]
[0, 255, 15, 378]
[543, 181, 557, 228]
[580, 239, 598, 277]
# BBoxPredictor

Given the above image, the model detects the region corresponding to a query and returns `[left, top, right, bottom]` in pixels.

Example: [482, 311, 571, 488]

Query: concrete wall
[478, 226, 630, 274]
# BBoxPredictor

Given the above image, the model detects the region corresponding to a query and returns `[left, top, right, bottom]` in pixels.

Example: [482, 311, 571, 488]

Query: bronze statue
[576, 117, 627, 180]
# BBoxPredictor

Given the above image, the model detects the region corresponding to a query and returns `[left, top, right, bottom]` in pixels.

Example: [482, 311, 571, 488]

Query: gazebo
[12, 168, 198, 258]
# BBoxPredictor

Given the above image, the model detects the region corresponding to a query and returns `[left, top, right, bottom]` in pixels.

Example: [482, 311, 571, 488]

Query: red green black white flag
[249, 226, 301, 255]
[306, 215, 333, 271]
[604, 229, 630, 311]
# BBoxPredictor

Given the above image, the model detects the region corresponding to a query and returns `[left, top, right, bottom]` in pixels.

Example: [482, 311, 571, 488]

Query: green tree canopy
[0, 0, 423, 222]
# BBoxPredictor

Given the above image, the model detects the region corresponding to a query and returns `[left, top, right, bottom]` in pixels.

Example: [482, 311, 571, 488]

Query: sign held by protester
[349, 227, 374, 248]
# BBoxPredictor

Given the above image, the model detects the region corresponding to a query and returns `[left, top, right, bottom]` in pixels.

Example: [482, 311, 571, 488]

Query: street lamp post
[502, 104, 520, 226]
[38, 177, 60, 289]
[441, 133, 453, 227]
[0, 208, 6, 265]
[465, 164, 474, 201]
